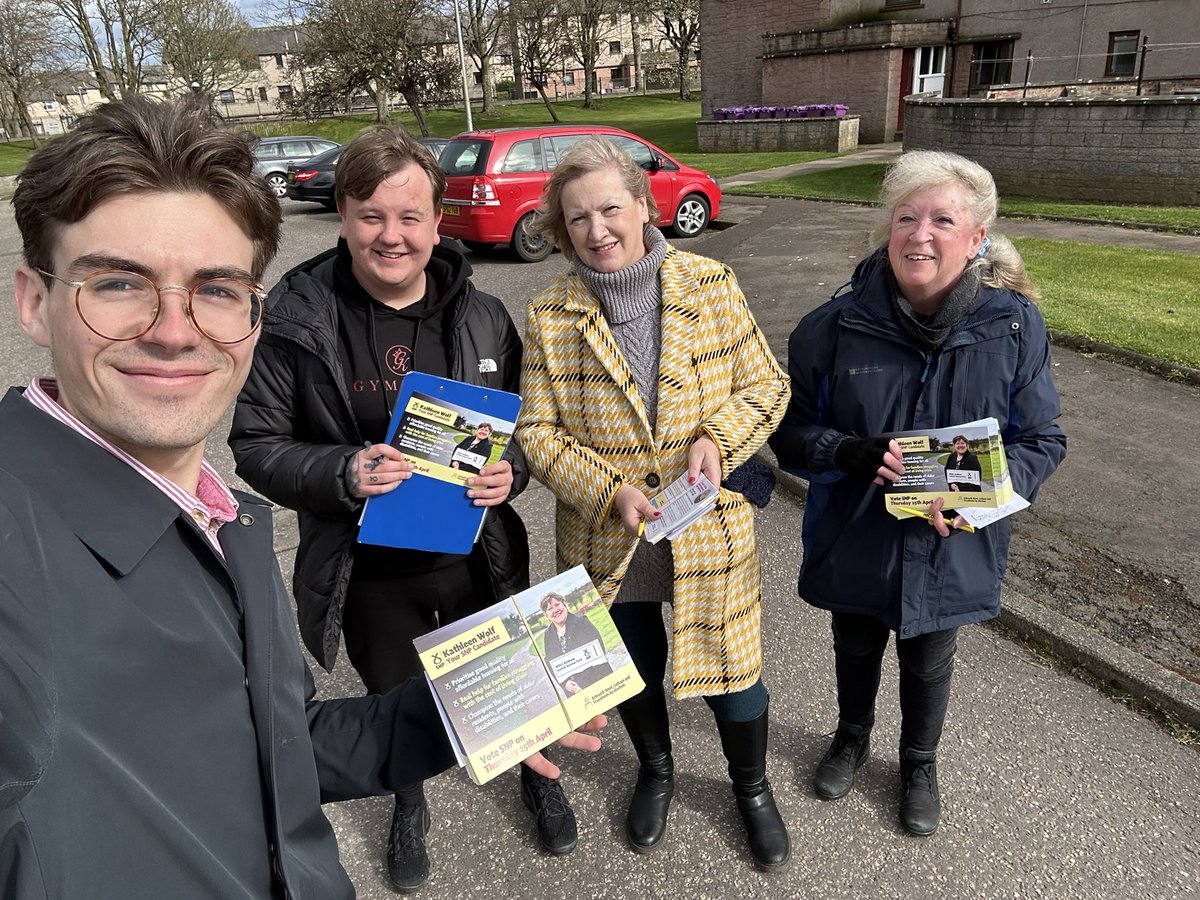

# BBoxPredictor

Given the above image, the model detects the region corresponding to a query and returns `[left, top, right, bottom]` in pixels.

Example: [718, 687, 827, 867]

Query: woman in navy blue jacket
[769, 151, 1066, 836]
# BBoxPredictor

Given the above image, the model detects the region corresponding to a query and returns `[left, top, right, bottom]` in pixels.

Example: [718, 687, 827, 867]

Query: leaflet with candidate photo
[881, 418, 1013, 519]
[412, 565, 644, 785]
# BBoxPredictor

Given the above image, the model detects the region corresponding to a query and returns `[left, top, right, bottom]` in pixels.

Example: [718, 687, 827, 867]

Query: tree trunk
[677, 52, 690, 101]
[534, 81, 558, 121]
[508, 15, 523, 102]
[19, 104, 40, 146]
[581, 51, 596, 108]
[479, 54, 496, 116]
[403, 90, 430, 134]
[61, 0, 117, 100]
[375, 90, 387, 122]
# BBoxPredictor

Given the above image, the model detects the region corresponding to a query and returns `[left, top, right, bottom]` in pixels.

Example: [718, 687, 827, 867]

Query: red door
[898, 48, 915, 136]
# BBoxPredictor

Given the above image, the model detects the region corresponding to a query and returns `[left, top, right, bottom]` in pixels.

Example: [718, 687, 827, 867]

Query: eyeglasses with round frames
[37, 268, 265, 345]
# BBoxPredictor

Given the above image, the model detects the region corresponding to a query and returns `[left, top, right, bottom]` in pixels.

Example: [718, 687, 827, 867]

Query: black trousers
[830, 611, 959, 753]
[342, 551, 494, 692]
[341, 550, 517, 800]
[611, 601, 768, 722]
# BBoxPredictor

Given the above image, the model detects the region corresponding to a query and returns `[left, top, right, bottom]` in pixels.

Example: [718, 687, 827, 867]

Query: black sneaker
[386, 795, 431, 893]
[520, 768, 578, 855]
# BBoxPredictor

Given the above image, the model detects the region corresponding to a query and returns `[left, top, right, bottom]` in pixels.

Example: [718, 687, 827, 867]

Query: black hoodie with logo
[229, 240, 530, 670]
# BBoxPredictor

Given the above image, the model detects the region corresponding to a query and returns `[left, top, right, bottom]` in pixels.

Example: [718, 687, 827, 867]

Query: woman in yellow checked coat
[515, 138, 791, 869]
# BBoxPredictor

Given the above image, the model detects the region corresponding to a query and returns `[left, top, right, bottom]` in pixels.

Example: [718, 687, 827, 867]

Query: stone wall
[697, 116, 859, 153]
[762, 50, 901, 143]
[903, 96, 1200, 206]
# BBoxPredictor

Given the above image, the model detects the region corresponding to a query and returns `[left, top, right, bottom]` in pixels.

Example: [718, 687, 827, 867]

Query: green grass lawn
[725, 162, 1200, 365]
[1016, 237, 1200, 368]
[253, 96, 834, 177]
[730, 162, 1200, 232]
[0, 140, 37, 176]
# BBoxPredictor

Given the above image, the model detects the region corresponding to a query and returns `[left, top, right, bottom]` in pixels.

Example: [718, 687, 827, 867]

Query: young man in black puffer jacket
[230, 127, 577, 894]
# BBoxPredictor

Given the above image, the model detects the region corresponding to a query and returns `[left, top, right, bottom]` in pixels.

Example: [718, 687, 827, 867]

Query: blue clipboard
[357, 372, 522, 554]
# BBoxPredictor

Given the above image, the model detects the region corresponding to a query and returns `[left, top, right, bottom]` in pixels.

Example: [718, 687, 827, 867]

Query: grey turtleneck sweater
[573, 224, 669, 428]
[572, 224, 672, 605]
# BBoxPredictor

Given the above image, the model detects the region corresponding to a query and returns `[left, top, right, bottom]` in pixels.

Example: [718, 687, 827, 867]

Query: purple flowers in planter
[713, 104, 848, 120]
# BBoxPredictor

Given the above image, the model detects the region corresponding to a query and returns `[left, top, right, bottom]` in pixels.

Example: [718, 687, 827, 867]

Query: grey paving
[1, 147, 1197, 899]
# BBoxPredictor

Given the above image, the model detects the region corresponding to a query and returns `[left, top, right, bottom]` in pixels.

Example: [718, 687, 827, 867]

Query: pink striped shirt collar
[24, 377, 239, 555]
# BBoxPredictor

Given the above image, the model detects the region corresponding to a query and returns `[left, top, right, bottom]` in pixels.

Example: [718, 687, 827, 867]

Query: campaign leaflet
[413, 566, 644, 785]
[389, 390, 517, 487]
[642, 472, 719, 544]
[882, 417, 1014, 521]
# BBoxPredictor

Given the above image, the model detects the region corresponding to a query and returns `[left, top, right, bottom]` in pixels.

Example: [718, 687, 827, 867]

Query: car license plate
[442, 205, 460, 216]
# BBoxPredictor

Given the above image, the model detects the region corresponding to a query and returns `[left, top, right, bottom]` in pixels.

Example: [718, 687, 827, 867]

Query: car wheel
[672, 193, 710, 238]
[266, 173, 288, 198]
[511, 213, 553, 263]
[462, 240, 492, 253]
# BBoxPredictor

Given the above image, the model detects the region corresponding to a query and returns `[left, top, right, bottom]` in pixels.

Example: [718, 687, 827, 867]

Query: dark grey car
[285, 137, 448, 209]
[253, 136, 340, 198]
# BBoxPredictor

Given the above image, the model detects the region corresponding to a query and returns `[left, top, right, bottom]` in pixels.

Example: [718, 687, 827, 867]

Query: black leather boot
[899, 747, 941, 836]
[617, 688, 674, 853]
[715, 704, 791, 870]
[813, 720, 871, 800]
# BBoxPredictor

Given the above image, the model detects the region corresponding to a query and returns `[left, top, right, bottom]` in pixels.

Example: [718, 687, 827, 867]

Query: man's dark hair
[335, 126, 445, 210]
[13, 95, 281, 281]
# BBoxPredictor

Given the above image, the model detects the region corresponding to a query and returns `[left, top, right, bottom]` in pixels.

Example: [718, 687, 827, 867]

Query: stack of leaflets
[883, 418, 1028, 529]
[412, 566, 644, 785]
[642, 472, 719, 544]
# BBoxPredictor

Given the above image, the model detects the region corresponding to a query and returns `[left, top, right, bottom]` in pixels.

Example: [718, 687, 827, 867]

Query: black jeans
[611, 601, 768, 722]
[830, 612, 959, 753]
[342, 550, 496, 800]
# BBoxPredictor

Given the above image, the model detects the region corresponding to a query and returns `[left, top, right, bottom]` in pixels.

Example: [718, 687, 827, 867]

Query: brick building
[700, 0, 1200, 143]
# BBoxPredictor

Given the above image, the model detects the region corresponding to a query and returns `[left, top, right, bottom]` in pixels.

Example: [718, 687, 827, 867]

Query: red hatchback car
[437, 125, 721, 262]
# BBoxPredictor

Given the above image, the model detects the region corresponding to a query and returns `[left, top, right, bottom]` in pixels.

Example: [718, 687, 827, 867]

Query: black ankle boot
[899, 747, 940, 836]
[618, 688, 674, 853]
[715, 703, 790, 870]
[813, 720, 871, 800]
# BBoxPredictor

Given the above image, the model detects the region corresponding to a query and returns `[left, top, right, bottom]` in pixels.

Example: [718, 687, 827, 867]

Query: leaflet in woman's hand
[643, 472, 720, 544]
[882, 418, 1014, 518]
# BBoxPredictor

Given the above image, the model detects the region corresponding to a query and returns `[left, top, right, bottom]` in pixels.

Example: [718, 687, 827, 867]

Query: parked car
[284, 137, 448, 209]
[285, 144, 343, 209]
[253, 136, 340, 198]
[436, 125, 721, 262]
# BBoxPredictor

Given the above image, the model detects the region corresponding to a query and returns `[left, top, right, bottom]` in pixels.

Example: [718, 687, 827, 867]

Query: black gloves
[834, 436, 893, 480]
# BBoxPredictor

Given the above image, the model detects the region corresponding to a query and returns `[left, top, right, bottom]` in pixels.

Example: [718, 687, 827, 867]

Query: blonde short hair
[870, 150, 1040, 301]
[531, 137, 659, 260]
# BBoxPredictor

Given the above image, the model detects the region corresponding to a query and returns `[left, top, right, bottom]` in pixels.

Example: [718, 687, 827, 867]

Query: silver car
[253, 136, 340, 198]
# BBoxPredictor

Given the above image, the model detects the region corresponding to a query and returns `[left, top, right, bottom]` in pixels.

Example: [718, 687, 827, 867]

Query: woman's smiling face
[561, 166, 650, 273]
[887, 182, 986, 312]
